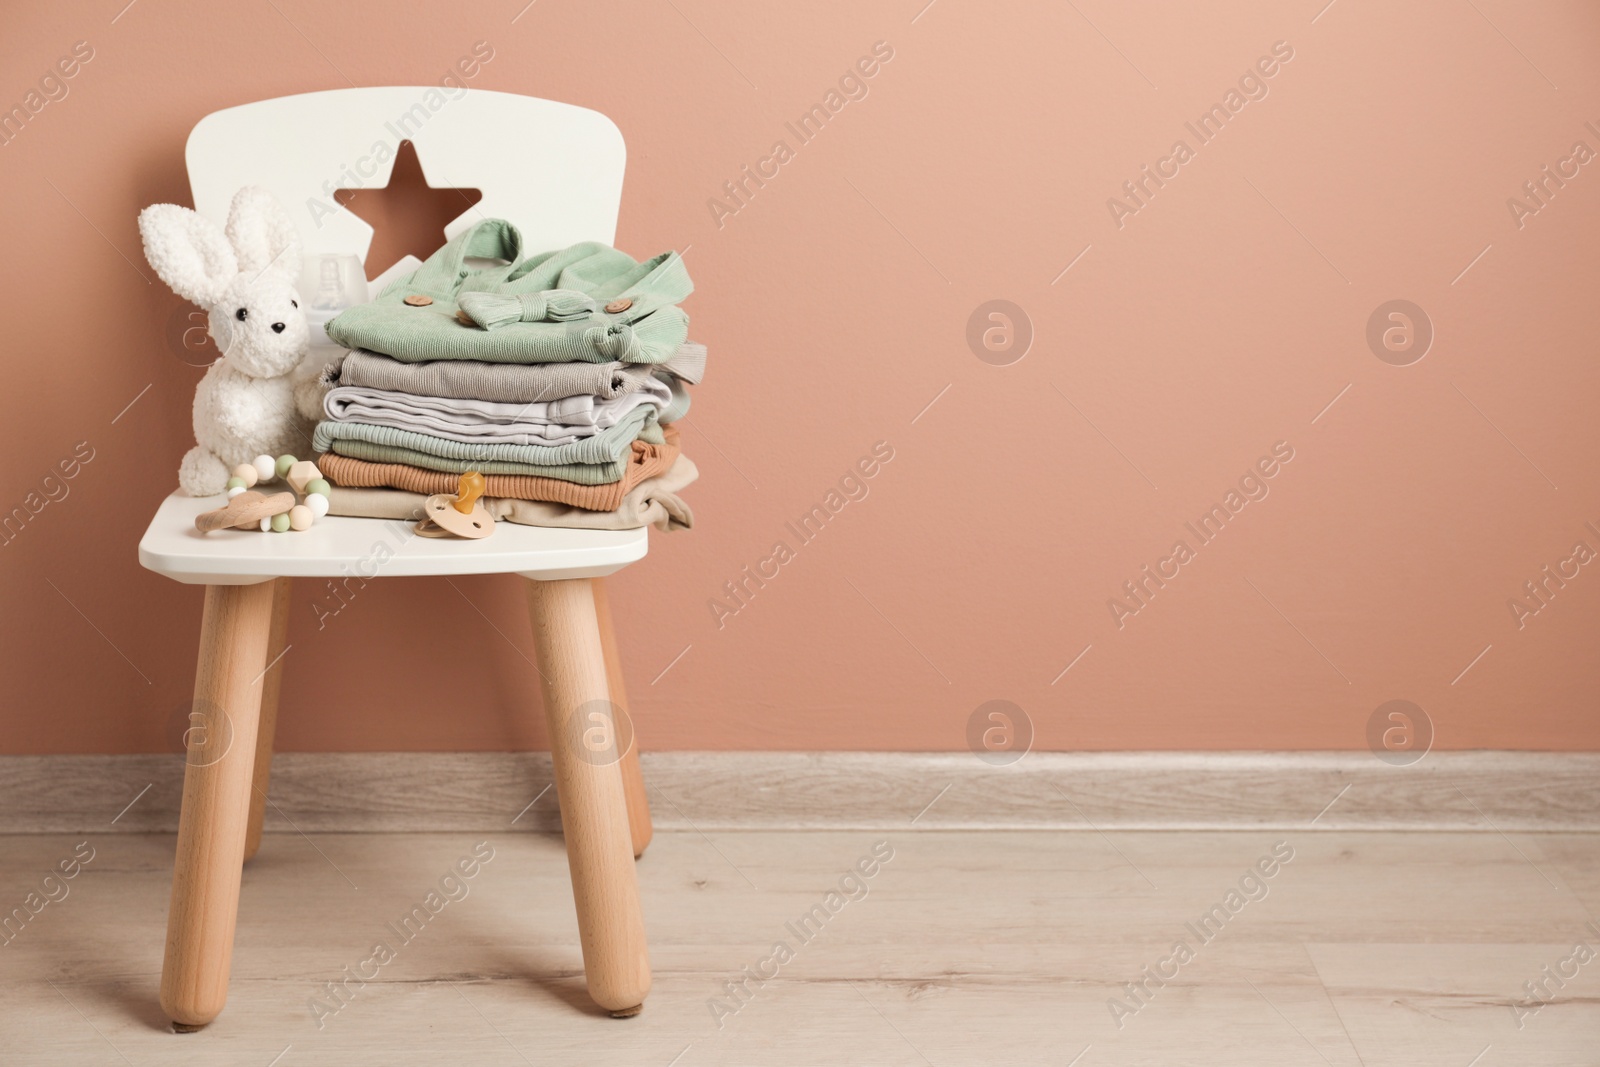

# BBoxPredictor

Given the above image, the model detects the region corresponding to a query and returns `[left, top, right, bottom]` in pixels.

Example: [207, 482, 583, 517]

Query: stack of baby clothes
[313, 219, 702, 531]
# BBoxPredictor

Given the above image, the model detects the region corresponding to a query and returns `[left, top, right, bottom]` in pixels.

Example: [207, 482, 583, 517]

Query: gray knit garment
[331, 343, 706, 404]
[322, 378, 673, 447]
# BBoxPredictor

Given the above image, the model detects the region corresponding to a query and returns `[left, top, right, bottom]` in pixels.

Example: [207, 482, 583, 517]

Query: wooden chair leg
[525, 577, 651, 1016]
[244, 578, 291, 863]
[591, 578, 653, 859]
[160, 581, 277, 1030]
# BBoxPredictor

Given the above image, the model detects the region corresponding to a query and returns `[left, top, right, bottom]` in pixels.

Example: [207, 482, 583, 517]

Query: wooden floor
[2, 829, 1598, 1065]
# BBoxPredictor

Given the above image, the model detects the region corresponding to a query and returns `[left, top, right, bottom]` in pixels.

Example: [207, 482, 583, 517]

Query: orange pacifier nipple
[453, 471, 486, 514]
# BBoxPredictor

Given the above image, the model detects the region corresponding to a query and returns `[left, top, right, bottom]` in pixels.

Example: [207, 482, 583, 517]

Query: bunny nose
[271, 322, 286, 333]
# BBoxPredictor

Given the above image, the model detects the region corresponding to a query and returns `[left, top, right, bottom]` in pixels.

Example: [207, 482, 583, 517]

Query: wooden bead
[231, 464, 259, 488]
[288, 505, 313, 531]
[286, 460, 322, 495]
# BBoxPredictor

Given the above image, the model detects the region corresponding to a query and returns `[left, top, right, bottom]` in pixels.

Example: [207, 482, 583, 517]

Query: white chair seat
[138, 490, 646, 585]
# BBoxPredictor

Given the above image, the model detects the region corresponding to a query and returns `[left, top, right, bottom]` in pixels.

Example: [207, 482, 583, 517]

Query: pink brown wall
[3, 0, 1598, 755]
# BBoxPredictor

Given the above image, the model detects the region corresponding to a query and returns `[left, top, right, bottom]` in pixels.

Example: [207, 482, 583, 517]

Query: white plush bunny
[139, 186, 314, 497]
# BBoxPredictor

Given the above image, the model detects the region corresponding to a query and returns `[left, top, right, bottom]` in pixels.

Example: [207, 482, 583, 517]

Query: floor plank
[1, 830, 1596, 1065]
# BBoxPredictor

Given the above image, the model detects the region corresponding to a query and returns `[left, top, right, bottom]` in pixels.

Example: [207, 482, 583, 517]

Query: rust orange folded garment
[318, 427, 679, 512]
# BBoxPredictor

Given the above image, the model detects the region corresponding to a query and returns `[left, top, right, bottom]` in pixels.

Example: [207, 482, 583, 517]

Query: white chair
[138, 88, 655, 1030]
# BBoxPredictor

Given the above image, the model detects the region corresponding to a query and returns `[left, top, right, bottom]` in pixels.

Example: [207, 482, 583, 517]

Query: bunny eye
[235, 308, 248, 321]
[291, 299, 298, 309]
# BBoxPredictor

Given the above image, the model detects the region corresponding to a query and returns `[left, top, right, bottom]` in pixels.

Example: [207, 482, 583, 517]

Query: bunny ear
[226, 186, 302, 282]
[138, 203, 237, 307]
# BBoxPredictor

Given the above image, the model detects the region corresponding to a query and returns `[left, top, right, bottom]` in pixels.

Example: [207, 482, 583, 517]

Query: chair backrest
[185, 88, 626, 271]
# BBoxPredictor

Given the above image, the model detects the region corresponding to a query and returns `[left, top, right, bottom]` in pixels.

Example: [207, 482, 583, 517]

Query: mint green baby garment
[313, 404, 663, 484]
[326, 220, 692, 365]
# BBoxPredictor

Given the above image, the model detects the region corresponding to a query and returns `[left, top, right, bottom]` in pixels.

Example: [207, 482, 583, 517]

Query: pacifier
[414, 471, 495, 539]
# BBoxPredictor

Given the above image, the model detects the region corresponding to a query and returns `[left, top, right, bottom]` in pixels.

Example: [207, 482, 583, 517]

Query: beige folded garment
[326, 455, 698, 532]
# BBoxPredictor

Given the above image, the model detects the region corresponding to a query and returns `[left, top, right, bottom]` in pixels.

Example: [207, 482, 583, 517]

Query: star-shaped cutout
[335, 139, 483, 279]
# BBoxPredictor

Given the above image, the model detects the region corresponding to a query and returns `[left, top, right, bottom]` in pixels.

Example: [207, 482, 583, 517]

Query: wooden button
[456, 309, 475, 325]
[404, 294, 434, 307]
[604, 298, 633, 314]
